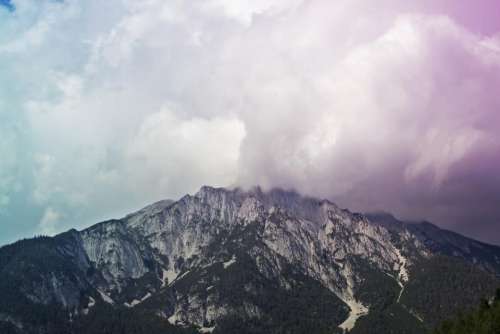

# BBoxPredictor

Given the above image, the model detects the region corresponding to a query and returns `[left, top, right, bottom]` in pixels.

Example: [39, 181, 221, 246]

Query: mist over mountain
[1, 186, 498, 334]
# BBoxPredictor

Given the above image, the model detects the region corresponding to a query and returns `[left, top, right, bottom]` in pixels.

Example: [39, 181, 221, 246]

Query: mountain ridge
[1, 185, 499, 334]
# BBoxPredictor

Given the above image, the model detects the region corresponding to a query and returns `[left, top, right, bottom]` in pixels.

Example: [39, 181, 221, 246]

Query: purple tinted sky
[402, 0, 500, 242]
[0, 0, 499, 245]
[425, 0, 500, 35]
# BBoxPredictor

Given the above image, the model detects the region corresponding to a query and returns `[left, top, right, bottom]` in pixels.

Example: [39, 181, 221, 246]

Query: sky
[1, 0, 500, 246]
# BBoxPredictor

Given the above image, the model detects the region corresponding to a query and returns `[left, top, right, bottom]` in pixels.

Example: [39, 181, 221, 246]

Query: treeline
[0, 303, 199, 334]
[74, 303, 199, 334]
[401, 256, 500, 328]
[433, 289, 500, 334]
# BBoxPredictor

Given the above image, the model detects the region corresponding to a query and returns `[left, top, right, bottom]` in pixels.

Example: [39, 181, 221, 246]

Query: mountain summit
[1, 186, 499, 334]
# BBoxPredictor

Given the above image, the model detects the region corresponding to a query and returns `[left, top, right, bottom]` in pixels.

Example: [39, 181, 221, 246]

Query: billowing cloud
[1, 0, 499, 244]
[38, 206, 62, 236]
[126, 108, 245, 198]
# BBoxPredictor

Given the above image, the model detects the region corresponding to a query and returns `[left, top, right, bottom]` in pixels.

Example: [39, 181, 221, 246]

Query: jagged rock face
[71, 186, 430, 330]
[81, 220, 154, 290]
[82, 188, 414, 292]
[1, 186, 500, 334]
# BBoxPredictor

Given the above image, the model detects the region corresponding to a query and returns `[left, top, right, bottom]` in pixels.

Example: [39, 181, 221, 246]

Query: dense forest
[433, 289, 500, 334]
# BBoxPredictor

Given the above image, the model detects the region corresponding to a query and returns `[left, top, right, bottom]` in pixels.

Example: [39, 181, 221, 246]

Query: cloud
[38, 206, 61, 236]
[126, 108, 245, 198]
[236, 13, 500, 189]
[1, 0, 499, 244]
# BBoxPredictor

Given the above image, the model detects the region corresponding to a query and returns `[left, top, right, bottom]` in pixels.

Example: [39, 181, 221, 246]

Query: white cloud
[203, 0, 303, 25]
[0, 128, 20, 213]
[1, 0, 500, 243]
[38, 206, 62, 236]
[126, 108, 246, 198]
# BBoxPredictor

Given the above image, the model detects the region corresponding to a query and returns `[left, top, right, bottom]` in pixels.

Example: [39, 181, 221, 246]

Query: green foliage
[347, 256, 429, 334]
[351, 256, 400, 311]
[433, 288, 500, 334]
[74, 303, 198, 334]
[350, 303, 428, 334]
[344, 255, 500, 334]
[0, 321, 21, 334]
[402, 256, 500, 328]
[0, 240, 72, 333]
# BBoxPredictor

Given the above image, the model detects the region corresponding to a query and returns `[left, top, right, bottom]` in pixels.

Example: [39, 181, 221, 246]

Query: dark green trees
[433, 288, 500, 334]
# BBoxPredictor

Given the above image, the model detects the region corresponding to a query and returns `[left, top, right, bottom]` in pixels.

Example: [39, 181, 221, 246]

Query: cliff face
[1, 186, 499, 334]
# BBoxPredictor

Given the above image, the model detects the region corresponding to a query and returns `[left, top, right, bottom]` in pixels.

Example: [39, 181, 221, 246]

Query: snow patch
[338, 297, 369, 331]
[394, 248, 409, 303]
[176, 270, 190, 281]
[97, 290, 114, 304]
[168, 312, 181, 325]
[162, 268, 179, 287]
[199, 326, 215, 333]
[338, 268, 369, 331]
[82, 296, 96, 315]
[124, 292, 152, 307]
[161, 268, 178, 288]
[409, 308, 424, 322]
[223, 255, 236, 269]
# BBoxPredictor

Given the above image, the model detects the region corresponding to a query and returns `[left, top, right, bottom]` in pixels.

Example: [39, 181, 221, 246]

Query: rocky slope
[1, 186, 499, 334]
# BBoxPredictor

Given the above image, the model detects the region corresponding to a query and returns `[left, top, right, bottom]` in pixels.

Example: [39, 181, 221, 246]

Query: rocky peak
[2, 185, 500, 334]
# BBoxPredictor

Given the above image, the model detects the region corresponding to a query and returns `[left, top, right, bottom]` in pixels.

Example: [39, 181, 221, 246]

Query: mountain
[1, 186, 499, 334]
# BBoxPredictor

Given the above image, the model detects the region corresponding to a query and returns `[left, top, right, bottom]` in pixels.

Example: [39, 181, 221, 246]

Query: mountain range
[1, 186, 499, 334]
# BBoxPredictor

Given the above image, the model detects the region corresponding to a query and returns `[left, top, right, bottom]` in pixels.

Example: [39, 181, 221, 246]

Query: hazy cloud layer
[1, 0, 499, 244]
